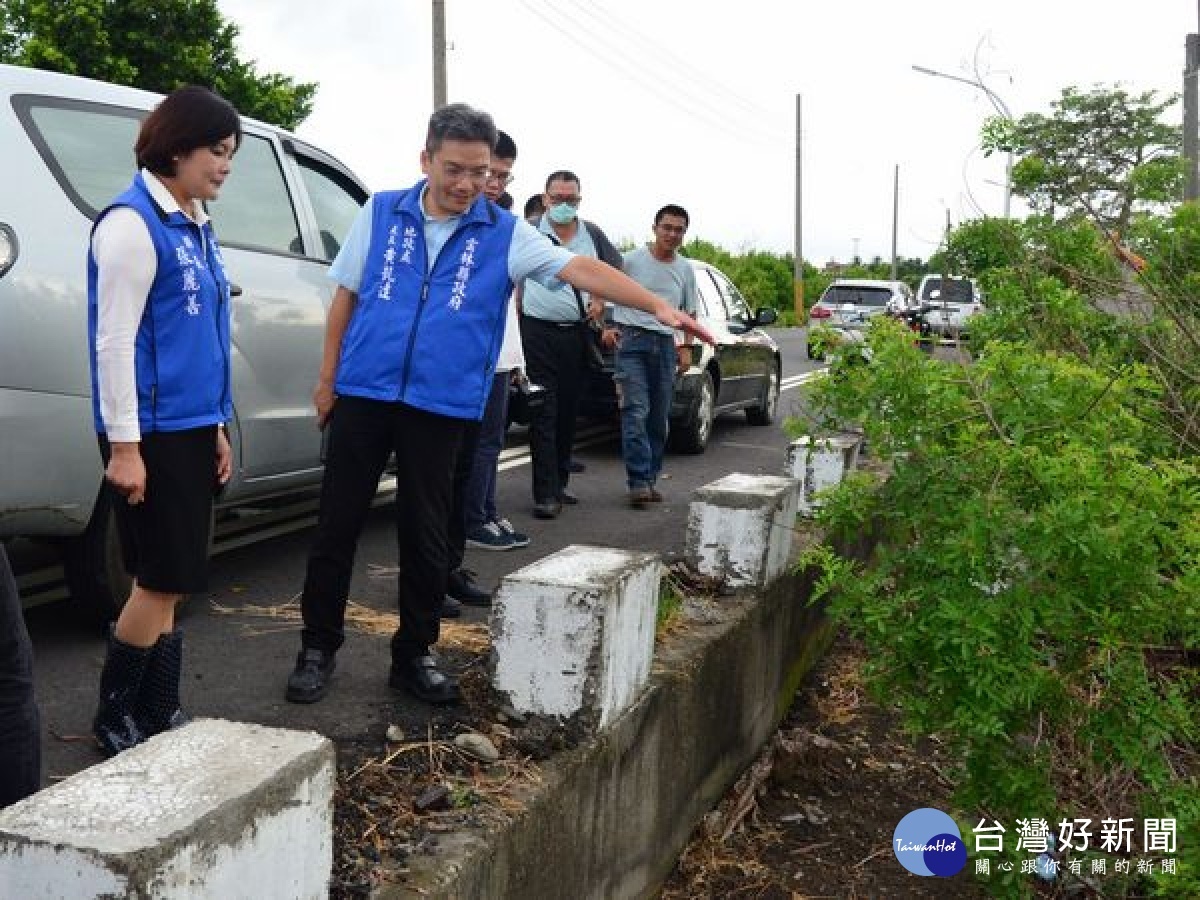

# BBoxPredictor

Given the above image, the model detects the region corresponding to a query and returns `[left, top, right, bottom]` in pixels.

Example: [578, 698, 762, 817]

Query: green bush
[794, 217, 1200, 897]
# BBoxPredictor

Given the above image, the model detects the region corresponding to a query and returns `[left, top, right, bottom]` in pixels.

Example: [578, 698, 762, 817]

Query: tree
[982, 85, 1184, 233]
[1, 0, 315, 130]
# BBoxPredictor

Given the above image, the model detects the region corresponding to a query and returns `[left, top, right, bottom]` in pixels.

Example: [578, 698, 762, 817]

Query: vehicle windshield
[920, 278, 975, 304]
[821, 286, 893, 307]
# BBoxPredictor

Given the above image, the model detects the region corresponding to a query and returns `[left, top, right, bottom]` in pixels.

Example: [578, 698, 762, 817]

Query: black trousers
[0, 544, 40, 808]
[300, 396, 467, 664]
[446, 419, 482, 576]
[521, 316, 585, 504]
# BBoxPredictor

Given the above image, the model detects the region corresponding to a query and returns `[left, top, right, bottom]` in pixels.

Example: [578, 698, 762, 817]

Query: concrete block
[786, 434, 862, 516]
[686, 473, 800, 589]
[491, 545, 661, 730]
[0, 719, 335, 899]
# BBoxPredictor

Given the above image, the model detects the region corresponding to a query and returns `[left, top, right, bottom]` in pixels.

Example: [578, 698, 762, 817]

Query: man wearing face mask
[520, 171, 622, 519]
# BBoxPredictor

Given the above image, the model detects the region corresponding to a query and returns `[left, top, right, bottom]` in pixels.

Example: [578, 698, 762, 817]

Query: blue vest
[87, 173, 233, 434]
[336, 184, 516, 420]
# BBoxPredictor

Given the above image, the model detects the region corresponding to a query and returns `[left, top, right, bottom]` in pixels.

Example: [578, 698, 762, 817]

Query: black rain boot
[92, 630, 153, 757]
[133, 628, 190, 738]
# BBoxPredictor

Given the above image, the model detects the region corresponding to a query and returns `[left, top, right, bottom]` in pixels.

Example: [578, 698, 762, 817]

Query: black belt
[525, 316, 583, 330]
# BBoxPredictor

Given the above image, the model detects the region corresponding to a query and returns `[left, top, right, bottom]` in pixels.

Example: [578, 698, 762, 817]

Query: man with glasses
[286, 106, 711, 706]
[616, 205, 698, 508]
[521, 171, 623, 519]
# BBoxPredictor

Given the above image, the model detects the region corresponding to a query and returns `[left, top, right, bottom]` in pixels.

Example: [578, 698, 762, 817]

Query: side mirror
[754, 307, 778, 327]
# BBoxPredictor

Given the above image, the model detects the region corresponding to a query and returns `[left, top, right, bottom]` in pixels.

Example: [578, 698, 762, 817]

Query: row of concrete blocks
[0, 435, 861, 899]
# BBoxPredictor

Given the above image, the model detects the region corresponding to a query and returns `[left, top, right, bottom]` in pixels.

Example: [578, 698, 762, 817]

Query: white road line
[497, 425, 617, 472]
[781, 369, 825, 391]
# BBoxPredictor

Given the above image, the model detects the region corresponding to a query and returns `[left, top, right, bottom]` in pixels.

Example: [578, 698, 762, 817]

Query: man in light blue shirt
[287, 108, 713, 708]
[520, 170, 624, 519]
[616, 205, 698, 507]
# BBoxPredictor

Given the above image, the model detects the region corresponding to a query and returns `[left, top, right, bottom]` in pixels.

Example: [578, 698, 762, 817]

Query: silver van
[0, 65, 368, 620]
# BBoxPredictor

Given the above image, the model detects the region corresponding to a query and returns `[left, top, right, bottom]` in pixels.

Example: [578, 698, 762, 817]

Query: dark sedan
[580, 259, 781, 453]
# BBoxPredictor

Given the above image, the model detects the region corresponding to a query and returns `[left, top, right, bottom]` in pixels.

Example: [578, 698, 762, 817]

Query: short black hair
[497, 191, 514, 211]
[655, 204, 690, 227]
[425, 103, 498, 156]
[135, 86, 242, 176]
[494, 130, 517, 161]
[544, 170, 580, 192]
[523, 193, 545, 218]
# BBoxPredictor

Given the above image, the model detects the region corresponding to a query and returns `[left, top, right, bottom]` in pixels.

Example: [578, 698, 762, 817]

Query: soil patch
[658, 630, 989, 899]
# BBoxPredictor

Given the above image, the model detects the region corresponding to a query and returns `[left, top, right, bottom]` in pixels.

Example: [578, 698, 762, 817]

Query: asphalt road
[26, 327, 820, 784]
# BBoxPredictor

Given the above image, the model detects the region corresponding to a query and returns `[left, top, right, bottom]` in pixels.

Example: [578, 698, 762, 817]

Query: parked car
[806, 278, 913, 360]
[0, 64, 368, 621]
[580, 259, 781, 454]
[916, 274, 985, 342]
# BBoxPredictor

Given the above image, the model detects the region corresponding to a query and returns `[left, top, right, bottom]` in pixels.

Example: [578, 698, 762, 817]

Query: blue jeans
[614, 326, 676, 490]
[464, 372, 510, 531]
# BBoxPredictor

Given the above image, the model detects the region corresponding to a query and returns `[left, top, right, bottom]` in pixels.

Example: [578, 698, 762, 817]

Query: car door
[691, 266, 739, 407]
[207, 132, 364, 488]
[706, 267, 761, 404]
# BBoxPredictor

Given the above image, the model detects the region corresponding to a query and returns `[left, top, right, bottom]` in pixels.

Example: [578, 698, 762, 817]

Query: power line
[515, 0, 785, 149]
[572, 0, 777, 123]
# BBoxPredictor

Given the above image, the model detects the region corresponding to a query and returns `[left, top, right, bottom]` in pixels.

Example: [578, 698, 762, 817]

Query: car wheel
[62, 489, 132, 630]
[670, 371, 715, 454]
[746, 366, 780, 426]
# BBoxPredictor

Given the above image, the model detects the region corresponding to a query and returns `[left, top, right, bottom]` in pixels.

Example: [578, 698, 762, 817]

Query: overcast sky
[216, 0, 1196, 264]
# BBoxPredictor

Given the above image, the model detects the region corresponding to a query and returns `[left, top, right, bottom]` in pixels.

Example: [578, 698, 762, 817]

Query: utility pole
[793, 94, 804, 319]
[890, 164, 899, 281]
[1185, 29, 1199, 201]
[432, 0, 448, 110]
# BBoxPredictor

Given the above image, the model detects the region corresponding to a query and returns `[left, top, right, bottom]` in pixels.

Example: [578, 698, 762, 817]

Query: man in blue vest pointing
[286, 103, 712, 705]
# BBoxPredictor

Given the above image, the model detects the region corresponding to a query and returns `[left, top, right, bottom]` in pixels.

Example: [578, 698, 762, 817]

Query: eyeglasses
[657, 224, 687, 234]
[486, 170, 514, 186]
[546, 195, 580, 206]
[441, 163, 489, 185]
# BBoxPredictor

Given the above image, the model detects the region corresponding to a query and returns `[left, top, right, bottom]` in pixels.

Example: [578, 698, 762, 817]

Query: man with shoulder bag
[520, 170, 620, 520]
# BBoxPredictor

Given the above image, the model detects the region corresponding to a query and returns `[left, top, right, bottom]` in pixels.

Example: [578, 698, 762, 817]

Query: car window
[295, 155, 366, 261]
[208, 134, 302, 255]
[692, 268, 726, 320]
[920, 278, 975, 304]
[19, 99, 144, 219]
[822, 285, 894, 307]
[711, 268, 751, 321]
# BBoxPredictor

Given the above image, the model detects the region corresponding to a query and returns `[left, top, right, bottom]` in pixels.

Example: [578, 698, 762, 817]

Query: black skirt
[99, 426, 219, 595]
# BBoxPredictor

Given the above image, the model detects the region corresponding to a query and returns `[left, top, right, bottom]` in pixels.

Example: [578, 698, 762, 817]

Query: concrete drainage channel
[0, 435, 861, 899]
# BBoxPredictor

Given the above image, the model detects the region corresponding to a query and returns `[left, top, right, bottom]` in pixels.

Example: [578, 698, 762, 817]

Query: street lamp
[912, 64, 1014, 219]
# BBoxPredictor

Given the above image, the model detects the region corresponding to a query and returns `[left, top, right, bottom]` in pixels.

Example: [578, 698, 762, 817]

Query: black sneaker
[447, 568, 491, 606]
[465, 521, 516, 551]
[285, 648, 336, 704]
[493, 517, 530, 548]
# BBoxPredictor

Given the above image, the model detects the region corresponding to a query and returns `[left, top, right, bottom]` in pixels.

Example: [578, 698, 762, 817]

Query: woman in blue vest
[87, 86, 241, 756]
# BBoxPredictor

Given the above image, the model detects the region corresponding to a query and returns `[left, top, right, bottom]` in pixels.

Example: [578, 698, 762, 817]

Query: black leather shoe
[447, 568, 491, 606]
[389, 655, 461, 705]
[558, 489, 579, 505]
[441, 595, 464, 618]
[533, 500, 562, 519]
[286, 648, 336, 704]
[568, 459, 586, 473]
